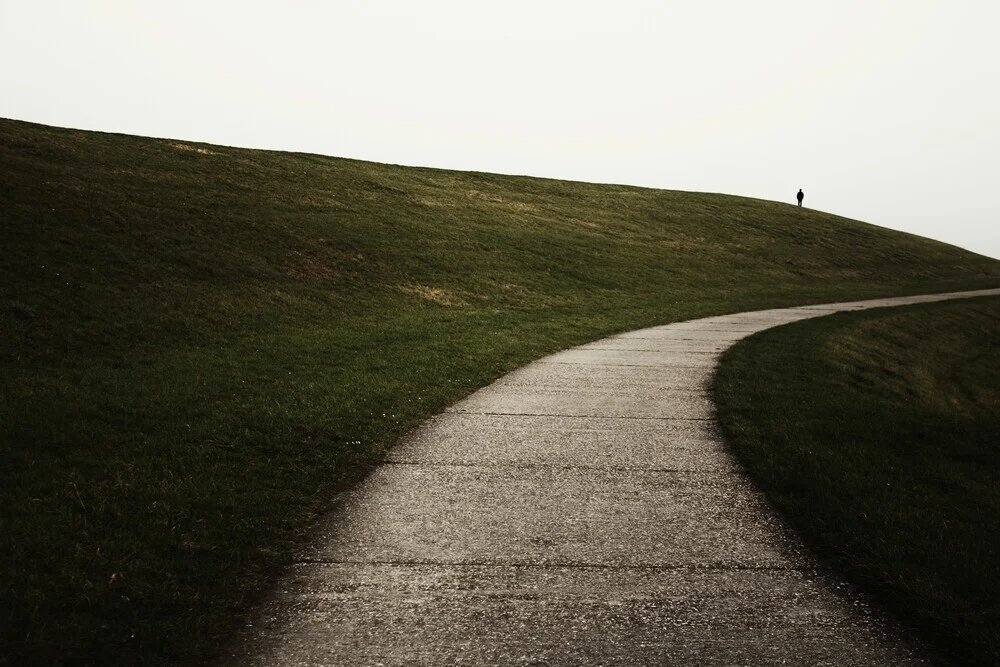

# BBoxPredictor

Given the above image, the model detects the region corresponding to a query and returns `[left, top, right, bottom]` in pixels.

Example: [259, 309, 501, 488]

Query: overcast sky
[3, 1, 998, 258]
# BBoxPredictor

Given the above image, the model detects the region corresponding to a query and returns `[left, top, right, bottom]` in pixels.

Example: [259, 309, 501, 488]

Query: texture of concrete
[221, 289, 1000, 666]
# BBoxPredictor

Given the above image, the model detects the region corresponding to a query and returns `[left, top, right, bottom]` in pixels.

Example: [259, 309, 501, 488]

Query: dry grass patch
[297, 195, 346, 209]
[169, 142, 221, 156]
[564, 218, 600, 229]
[285, 257, 337, 280]
[415, 197, 457, 208]
[467, 189, 505, 202]
[662, 234, 708, 249]
[467, 189, 537, 212]
[398, 284, 468, 307]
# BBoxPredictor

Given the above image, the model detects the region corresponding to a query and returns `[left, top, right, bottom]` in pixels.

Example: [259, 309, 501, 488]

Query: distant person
[796, 189, 804, 207]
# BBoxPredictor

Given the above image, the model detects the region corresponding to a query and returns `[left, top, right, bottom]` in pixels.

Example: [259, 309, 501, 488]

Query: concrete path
[223, 289, 1000, 666]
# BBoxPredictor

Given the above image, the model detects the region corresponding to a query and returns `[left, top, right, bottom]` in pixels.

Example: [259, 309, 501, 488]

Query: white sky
[3, 1, 998, 258]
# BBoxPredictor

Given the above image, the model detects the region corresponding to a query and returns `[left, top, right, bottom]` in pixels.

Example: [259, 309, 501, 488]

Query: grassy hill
[714, 296, 1000, 666]
[2, 117, 998, 666]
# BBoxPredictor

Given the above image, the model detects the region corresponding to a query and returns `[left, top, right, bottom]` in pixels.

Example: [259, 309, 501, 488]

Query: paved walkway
[224, 289, 999, 666]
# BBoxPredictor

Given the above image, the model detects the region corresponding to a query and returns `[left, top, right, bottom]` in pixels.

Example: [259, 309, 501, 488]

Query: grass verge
[713, 296, 1000, 666]
[3, 117, 999, 665]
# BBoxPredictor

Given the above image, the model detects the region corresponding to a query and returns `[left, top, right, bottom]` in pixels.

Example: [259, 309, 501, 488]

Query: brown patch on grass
[662, 234, 707, 249]
[170, 143, 221, 156]
[415, 198, 457, 208]
[284, 251, 337, 280]
[468, 189, 505, 203]
[467, 190, 537, 212]
[298, 195, 346, 209]
[398, 284, 468, 307]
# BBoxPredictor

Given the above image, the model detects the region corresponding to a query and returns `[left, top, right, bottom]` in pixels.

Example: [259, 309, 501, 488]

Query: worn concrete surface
[221, 289, 1000, 666]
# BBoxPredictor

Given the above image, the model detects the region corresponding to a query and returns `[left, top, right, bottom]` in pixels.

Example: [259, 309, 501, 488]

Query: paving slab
[614, 328, 757, 341]
[540, 348, 720, 367]
[447, 386, 713, 419]
[234, 564, 919, 667]
[489, 363, 713, 391]
[574, 338, 734, 352]
[221, 289, 1000, 666]
[388, 414, 734, 471]
[298, 465, 806, 568]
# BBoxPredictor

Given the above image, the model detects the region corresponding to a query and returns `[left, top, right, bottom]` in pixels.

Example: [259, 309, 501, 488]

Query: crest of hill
[1, 117, 999, 666]
[2, 117, 997, 358]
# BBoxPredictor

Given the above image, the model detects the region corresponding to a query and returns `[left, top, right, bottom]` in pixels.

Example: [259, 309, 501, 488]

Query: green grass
[713, 296, 1000, 666]
[2, 116, 999, 666]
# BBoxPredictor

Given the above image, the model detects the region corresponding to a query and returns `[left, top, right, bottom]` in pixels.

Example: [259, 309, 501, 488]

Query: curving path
[223, 289, 1000, 666]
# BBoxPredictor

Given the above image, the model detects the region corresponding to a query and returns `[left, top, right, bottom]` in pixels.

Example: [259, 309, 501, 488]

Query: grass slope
[2, 117, 998, 665]
[713, 297, 1000, 666]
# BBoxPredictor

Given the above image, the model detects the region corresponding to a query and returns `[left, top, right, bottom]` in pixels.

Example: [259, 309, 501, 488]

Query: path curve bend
[224, 289, 1000, 666]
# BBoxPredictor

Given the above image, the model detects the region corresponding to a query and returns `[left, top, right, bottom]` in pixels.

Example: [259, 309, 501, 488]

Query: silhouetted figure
[796, 189, 804, 207]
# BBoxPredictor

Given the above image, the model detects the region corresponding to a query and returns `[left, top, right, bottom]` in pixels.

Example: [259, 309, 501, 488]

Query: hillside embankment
[2, 118, 998, 665]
